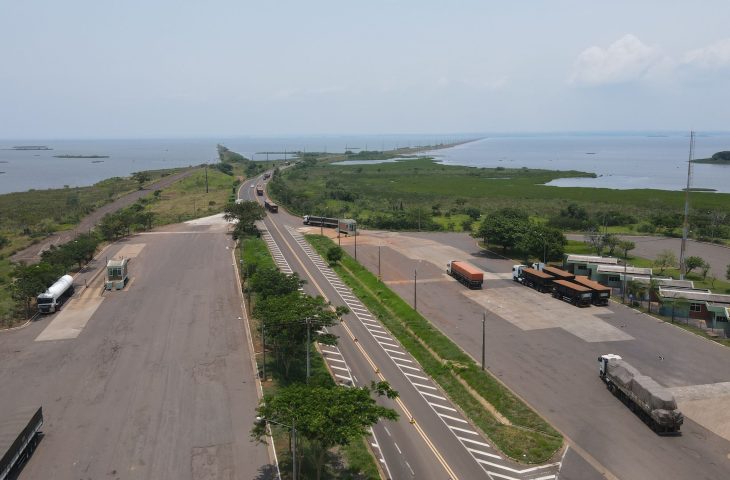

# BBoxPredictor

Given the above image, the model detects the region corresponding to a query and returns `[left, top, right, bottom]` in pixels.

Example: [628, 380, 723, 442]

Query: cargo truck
[1, 406, 43, 480]
[447, 261, 483, 289]
[36, 274, 74, 314]
[256, 184, 264, 196]
[598, 354, 683, 433]
[572, 275, 611, 306]
[264, 200, 278, 213]
[541, 265, 575, 282]
[552, 279, 592, 307]
[512, 265, 554, 293]
[302, 216, 358, 235]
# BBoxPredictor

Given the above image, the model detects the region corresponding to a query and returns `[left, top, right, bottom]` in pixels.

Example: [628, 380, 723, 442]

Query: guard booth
[338, 219, 357, 236]
[105, 258, 129, 290]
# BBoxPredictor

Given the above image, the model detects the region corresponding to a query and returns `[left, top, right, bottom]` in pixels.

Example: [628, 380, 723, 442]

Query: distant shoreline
[53, 154, 110, 159]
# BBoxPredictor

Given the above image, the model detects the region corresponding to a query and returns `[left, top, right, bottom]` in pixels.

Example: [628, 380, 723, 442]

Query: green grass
[145, 167, 237, 225]
[274, 157, 730, 232]
[306, 234, 563, 464]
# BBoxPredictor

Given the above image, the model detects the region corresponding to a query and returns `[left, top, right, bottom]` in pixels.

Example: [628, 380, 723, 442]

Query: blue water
[1, 132, 728, 194]
[421, 132, 730, 193]
[0, 135, 463, 194]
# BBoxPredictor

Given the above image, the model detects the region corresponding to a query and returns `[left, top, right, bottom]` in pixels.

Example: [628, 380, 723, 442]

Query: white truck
[36, 274, 74, 314]
[598, 354, 683, 433]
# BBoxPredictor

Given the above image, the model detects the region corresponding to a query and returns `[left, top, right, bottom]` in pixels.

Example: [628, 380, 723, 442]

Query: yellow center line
[264, 215, 459, 480]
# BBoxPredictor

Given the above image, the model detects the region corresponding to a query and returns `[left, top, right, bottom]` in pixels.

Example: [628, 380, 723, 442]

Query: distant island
[8, 145, 52, 151]
[53, 154, 110, 159]
[692, 151, 730, 164]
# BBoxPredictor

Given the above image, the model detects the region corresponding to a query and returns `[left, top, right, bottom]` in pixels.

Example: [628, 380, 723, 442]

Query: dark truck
[599, 354, 683, 433]
[572, 275, 611, 306]
[512, 265, 554, 293]
[552, 279, 593, 307]
[541, 265, 575, 282]
[1, 406, 43, 480]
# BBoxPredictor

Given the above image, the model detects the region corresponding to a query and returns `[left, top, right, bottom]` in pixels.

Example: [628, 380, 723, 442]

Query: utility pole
[622, 253, 628, 304]
[481, 312, 486, 370]
[354, 230, 357, 260]
[306, 318, 311, 382]
[378, 245, 381, 281]
[679, 131, 694, 280]
[413, 269, 417, 311]
[205, 164, 209, 193]
[262, 322, 266, 381]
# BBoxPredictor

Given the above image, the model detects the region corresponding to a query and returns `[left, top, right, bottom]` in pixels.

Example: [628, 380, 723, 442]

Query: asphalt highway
[242, 175, 562, 480]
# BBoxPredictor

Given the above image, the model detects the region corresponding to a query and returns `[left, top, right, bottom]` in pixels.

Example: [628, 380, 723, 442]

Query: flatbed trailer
[1, 406, 43, 480]
[541, 265, 575, 282]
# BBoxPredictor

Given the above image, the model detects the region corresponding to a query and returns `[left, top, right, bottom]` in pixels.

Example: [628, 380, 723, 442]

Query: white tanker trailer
[36, 274, 74, 314]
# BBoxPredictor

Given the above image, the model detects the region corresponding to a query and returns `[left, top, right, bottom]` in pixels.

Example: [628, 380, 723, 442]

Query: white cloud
[682, 38, 730, 69]
[570, 34, 664, 86]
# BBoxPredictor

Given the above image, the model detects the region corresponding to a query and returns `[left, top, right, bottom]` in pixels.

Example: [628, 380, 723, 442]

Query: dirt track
[11, 167, 199, 264]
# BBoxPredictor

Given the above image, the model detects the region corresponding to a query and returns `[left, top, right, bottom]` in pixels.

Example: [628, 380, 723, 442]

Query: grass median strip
[306, 234, 563, 464]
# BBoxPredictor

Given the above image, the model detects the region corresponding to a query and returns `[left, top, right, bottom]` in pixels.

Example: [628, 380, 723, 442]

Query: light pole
[378, 245, 381, 281]
[481, 312, 486, 370]
[258, 417, 297, 480]
[413, 268, 417, 311]
[622, 253, 628, 304]
[354, 229, 357, 260]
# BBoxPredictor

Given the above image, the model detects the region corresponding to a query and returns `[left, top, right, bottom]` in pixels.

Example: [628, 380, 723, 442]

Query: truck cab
[512, 265, 525, 282]
[598, 353, 622, 378]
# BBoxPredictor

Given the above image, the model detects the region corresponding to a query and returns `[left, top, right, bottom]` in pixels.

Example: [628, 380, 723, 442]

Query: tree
[584, 227, 604, 255]
[250, 268, 304, 299]
[224, 201, 265, 239]
[654, 250, 677, 275]
[626, 280, 646, 306]
[516, 225, 566, 263]
[477, 208, 529, 252]
[726, 264, 730, 281]
[252, 383, 399, 480]
[12, 262, 64, 317]
[252, 293, 348, 380]
[647, 278, 660, 314]
[700, 261, 711, 280]
[0, 235, 9, 249]
[326, 246, 344, 265]
[684, 256, 706, 276]
[131, 171, 151, 189]
[603, 234, 620, 256]
[617, 240, 635, 259]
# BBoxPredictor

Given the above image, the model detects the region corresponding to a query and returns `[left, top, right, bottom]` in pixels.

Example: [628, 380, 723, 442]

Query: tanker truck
[447, 261, 483, 289]
[598, 354, 683, 433]
[36, 274, 74, 314]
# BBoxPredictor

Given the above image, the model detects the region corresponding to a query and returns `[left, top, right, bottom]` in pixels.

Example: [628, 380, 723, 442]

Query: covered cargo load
[541, 266, 575, 281]
[447, 261, 483, 289]
[599, 355, 683, 433]
[518, 267, 554, 293]
[573, 275, 611, 306]
[1, 406, 43, 480]
[552, 279, 592, 307]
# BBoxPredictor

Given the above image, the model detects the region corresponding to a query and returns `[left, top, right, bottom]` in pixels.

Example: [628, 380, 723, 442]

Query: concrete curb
[0, 313, 38, 334]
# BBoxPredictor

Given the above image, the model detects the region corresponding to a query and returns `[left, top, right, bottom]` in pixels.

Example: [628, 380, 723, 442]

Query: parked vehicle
[512, 265, 554, 293]
[552, 279, 592, 307]
[256, 184, 264, 196]
[572, 275, 611, 306]
[37, 275, 74, 314]
[447, 261, 484, 289]
[541, 265, 575, 282]
[1, 406, 43, 480]
[264, 200, 278, 213]
[598, 354, 683, 433]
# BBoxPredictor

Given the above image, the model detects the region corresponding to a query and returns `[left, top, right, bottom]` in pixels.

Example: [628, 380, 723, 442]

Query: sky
[1, 0, 730, 138]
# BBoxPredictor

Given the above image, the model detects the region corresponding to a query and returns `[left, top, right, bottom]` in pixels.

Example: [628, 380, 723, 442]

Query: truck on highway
[302, 216, 358, 236]
[447, 261, 484, 289]
[512, 265, 554, 293]
[552, 279, 593, 307]
[256, 184, 264, 196]
[263, 172, 271, 180]
[264, 200, 278, 213]
[572, 275, 611, 306]
[598, 354, 683, 433]
[1, 406, 43, 480]
[36, 274, 74, 314]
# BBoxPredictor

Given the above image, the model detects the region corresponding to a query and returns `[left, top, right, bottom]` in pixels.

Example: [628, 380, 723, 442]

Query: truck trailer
[1, 406, 43, 480]
[447, 261, 484, 289]
[36, 274, 74, 314]
[303, 216, 358, 235]
[572, 275, 611, 306]
[552, 279, 593, 307]
[513, 265, 554, 293]
[264, 200, 278, 213]
[598, 354, 683, 433]
[256, 184, 264, 196]
[541, 265, 575, 282]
